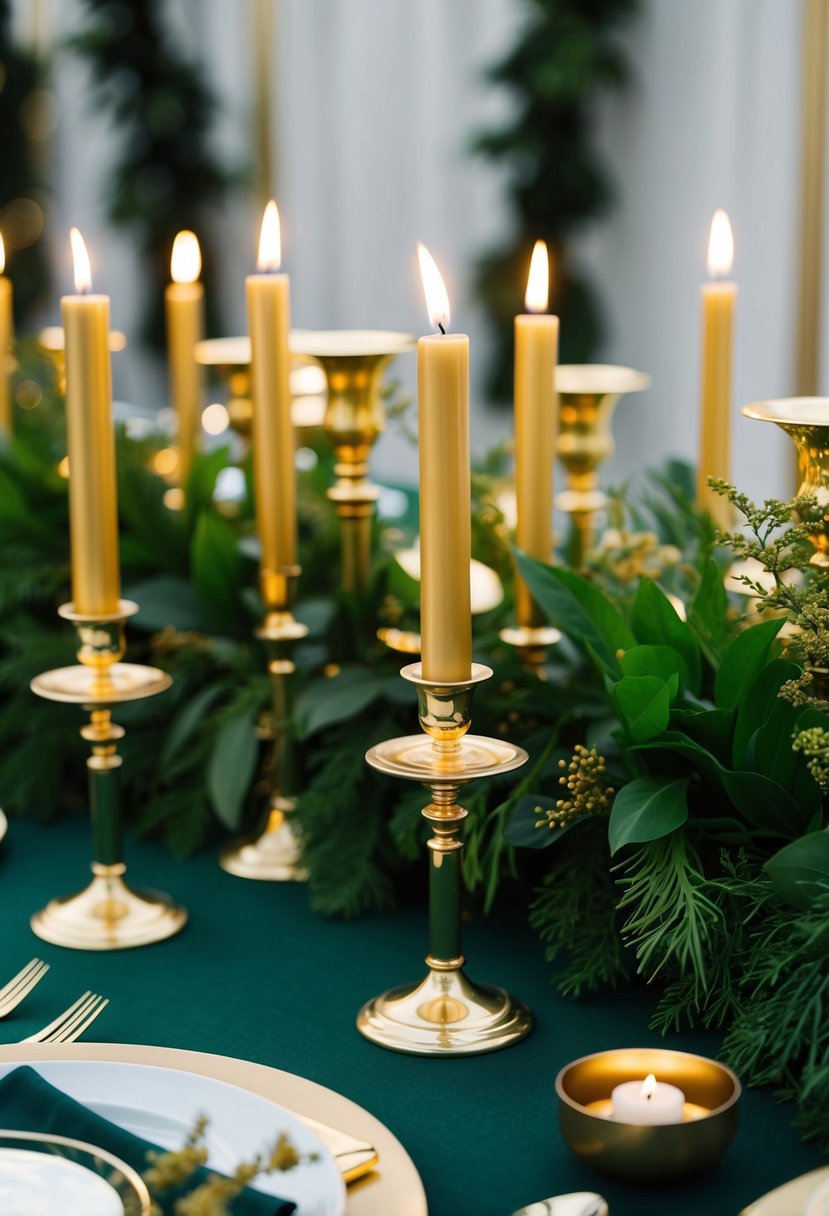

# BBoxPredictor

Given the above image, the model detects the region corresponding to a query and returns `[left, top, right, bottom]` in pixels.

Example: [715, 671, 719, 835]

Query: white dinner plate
[0, 1059, 345, 1216]
[741, 1167, 829, 1216]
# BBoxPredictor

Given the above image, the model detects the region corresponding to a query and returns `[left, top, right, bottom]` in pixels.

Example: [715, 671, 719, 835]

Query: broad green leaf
[732, 659, 801, 769]
[613, 673, 679, 743]
[504, 796, 560, 848]
[609, 776, 690, 854]
[719, 769, 809, 837]
[714, 617, 786, 711]
[294, 668, 387, 739]
[191, 509, 245, 628]
[620, 644, 690, 692]
[515, 552, 635, 673]
[162, 684, 225, 771]
[765, 832, 829, 910]
[688, 557, 730, 666]
[755, 693, 822, 814]
[207, 707, 260, 831]
[670, 708, 733, 765]
[127, 576, 208, 632]
[631, 580, 701, 691]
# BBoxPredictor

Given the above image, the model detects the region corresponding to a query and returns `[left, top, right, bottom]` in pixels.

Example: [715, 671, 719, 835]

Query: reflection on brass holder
[292, 332, 415, 599]
[556, 1047, 740, 1180]
[358, 662, 531, 1055]
[555, 365, 651, 565]
[29, 600, 186, 950]
[219, 568, 309, 881]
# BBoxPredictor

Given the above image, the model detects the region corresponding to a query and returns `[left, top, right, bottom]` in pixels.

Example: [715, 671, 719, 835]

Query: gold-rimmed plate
[0, 1129, 151, 1214]
[741, 1166, 829, 1215]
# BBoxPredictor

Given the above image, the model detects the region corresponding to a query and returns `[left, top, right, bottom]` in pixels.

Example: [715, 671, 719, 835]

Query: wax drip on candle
[69, 227, 92, 295]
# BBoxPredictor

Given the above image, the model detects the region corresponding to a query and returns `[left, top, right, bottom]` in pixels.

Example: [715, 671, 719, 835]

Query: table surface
[0, 815, 824, 1216]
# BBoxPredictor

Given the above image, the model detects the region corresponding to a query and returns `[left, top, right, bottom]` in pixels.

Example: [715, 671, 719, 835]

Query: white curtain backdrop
[13, 0, 814, 505]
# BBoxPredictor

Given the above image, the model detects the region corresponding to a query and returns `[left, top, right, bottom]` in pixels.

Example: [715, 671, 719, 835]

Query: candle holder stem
[357, 663, 532, 1055]
[30, 602, 186, 950]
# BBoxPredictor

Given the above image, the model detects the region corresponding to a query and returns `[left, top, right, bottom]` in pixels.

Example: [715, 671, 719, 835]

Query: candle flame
[417, 243, 450, 331]
[0, 232, 5, 275]
[70, 227, 92, 293]
[707, 209, 734, 278]
[525, 240, 549, 312]
[171, 230, 202, 283]
[641, 1074, 658, 1100]
[257, 200, 282, 271]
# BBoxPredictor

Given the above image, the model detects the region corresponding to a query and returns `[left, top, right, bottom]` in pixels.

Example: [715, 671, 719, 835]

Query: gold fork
[0, 959, 50, 1018]
[22, 992, 109, 1044]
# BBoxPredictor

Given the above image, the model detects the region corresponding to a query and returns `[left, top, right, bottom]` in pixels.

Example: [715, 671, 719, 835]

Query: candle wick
[437, 322, 445, 335]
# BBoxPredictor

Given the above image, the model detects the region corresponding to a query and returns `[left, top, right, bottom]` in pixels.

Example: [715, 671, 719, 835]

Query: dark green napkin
[0, 1065, 296, 1215]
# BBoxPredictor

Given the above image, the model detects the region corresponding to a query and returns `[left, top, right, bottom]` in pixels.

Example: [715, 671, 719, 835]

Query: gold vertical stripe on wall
[253, 0, 276, 205]
[795, 0, 829, 399]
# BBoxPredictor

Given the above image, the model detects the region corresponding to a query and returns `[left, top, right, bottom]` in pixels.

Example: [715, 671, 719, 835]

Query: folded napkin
[0, 1066, 296, 1215]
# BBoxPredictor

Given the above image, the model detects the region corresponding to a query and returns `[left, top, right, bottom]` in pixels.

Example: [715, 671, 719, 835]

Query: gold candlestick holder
[555, 365, 650, 564]
[29, 600, 186, 950]
[219, 567, 309, 881]
[359, 662, 531, 1055]
[292, 331, 415, 599]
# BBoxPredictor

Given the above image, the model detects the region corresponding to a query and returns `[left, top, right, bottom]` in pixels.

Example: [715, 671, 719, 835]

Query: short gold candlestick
[555, 365, 650, 564]
[219, 568, 309, 881]
[359, 662, 531, 1055]
[29, 600, 186, 950]
[292, 331, 415, 599]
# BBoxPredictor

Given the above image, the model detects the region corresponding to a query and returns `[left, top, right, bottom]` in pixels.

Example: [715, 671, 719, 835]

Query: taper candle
[246, 201, 296, 604]
[514, 240, 558, 627]
[0, 233, 13, 435]
[698, 209, 737, 529]
[165, 230, 204, 484]
[61, 228, 120, 615]
[416, 243, 472, 683]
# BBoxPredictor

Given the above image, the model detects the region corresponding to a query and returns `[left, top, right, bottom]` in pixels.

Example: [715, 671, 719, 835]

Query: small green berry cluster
[536, 745, 614, 830]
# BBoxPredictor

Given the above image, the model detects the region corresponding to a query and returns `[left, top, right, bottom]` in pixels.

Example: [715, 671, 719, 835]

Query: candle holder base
[500, 624, 561, 677]
[31, 867, 187, 951]
[357, 964, 533, 1057]
[219, 798, 308, 882]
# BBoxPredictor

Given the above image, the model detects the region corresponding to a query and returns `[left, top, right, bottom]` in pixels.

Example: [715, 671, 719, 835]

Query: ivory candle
[611, 1073, 686, 1125]
[165, 230, 204, 484]
[0, 233, 13, 435]
[246, 201, 296, 603]
[514, 240, 558, 628]
[61, 228, 120, 615]
[416, 243, 472, 683]
[698, 209, 737, 530]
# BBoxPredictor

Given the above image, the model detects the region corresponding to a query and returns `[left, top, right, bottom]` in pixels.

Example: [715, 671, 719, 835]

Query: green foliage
[608, 776, 689, 853]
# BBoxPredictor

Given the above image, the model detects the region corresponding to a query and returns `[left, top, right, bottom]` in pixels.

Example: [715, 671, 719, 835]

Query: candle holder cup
[556, 1047, 741, 1181]
[555, 365, 650, 565]
[358, 662, 531, 1056]
[29, 600, 186, 950]
[219, 566, 310, 881]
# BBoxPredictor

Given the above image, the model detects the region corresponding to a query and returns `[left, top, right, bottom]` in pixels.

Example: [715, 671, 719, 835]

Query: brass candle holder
[359, 662, 531, 1055]
[556, 1047, 741, 1181]
[555, 365, 651, 564]
[29, 600, 186, 950]
[219, 567, 309, 881]
[292, 331, 415, 599]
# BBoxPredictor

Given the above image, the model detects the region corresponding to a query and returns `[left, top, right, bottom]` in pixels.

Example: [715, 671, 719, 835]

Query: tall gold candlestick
[61, 229, 120, 617]
[698, 209, 737, 529]
[0, 233, 13, 436]
[416, 244, 472, 684]
[165, 230, 204, 485]
[514, 240, 559, 628]
[246, 200, 296, 609]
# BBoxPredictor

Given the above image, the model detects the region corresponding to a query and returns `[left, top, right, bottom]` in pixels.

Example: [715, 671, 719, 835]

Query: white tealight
[610, 1072, 685, 1125]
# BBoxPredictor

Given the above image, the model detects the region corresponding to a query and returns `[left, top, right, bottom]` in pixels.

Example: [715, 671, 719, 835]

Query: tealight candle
[610, 1072, 685, 1125]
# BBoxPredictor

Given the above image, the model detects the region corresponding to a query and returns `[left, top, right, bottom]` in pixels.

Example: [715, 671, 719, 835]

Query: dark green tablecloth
[0, 816, 823, 1216]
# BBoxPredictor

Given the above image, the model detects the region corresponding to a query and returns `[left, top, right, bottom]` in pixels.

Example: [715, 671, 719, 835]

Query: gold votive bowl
[556, 1047, 740, 1181]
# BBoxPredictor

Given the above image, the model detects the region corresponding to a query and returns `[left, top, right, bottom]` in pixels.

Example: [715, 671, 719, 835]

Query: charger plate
[0, 1042, 426, 1216]
[741, 1166, 829, 1215]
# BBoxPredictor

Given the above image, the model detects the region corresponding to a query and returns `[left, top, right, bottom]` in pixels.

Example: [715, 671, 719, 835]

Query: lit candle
[0, 232, 13, 435]
[246, 201, 296, 604]
[514, 240, 558, 627]
[698, 209, 737, 529]
[416, 243, 472, 683]
[165, 230, 204, 484]
[611, 1073, 686, 1125]
[61, 228, 120, 615]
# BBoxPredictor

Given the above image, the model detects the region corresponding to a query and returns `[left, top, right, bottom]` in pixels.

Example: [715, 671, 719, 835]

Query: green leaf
[190, 509, 246, 629]
[515, 552, 635, 673]
[714, 617, 786, 711]
[504, 796, 560, 848]
[620, 644, 690, 693]
[719, 770, 809, 837]
[207, 706, 260, 831]
[126, 576, 208, 632]
[294, 668, 387, 739]
[161, 684, 225, 772]
[688, 557, 730, 666]
[613, 673, 679, 743]
[765, 832, 829, 910]
[631, 580, 701, 692]
[732, 659, 801, 769]
[609, 776, 690, 854]
[670, 708, 733, 765]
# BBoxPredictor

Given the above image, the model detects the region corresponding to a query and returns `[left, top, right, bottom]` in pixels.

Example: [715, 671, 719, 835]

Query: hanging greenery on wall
[473, 0, 640, 402]
[70, 0, 242, 349]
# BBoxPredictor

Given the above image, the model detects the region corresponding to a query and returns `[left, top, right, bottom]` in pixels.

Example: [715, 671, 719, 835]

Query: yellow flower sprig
[536, 744, 614, 831]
